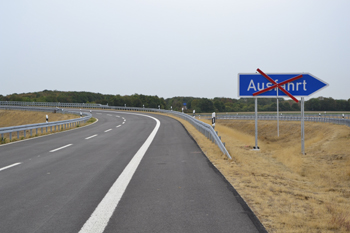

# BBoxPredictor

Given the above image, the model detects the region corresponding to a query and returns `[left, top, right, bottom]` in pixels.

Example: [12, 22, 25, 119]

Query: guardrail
[0, 106, 92, 141]
[0, 101, 231, 159]
[210, 114, 350, 127]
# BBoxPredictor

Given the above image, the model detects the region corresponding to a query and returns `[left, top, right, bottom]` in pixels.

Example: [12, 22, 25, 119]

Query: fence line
[207, 114, 350, 127]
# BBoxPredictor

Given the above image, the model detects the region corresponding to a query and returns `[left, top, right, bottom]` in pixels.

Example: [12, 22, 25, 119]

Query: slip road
[0, 110, 265, 233]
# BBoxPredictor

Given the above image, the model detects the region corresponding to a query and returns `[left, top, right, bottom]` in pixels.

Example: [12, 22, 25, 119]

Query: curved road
[0, 110, 265, 233]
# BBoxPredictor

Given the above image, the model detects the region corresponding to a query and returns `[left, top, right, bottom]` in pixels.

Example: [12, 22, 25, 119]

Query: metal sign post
[301, 97, 305, 155]
[253, 98, 259, 150]
[277, 89, 279, 137]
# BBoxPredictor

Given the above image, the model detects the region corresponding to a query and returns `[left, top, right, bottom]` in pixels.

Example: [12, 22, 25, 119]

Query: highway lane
[0, 111, 156, 232]
[0, 110, 265, 232]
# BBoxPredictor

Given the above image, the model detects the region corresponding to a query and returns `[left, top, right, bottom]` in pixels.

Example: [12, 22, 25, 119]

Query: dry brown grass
[0, 110, 93, 143]
[0, 110, 78, 127]
[168, 114, 350, 232]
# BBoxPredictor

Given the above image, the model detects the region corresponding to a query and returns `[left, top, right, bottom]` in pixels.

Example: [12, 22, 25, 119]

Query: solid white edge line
[0, 162, 21, 172]
[79, 115, 160, 233]
[49, 144, 73, 152]
[85, 134, 98, 140]
[104, 129, 112, 132]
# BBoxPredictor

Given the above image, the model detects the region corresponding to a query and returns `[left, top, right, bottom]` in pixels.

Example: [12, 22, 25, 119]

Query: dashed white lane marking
[0, 163, 21, 172]
[50, 144, 73, 152]
[115, 116, 120, 118]
[122, 122, 125, 124]
[107, 114, 112, 116]
[104, 129, 112, 132]
[85, 134, 98, 140]
[116, 125, 121, 128]
[78, 115, 160, 233]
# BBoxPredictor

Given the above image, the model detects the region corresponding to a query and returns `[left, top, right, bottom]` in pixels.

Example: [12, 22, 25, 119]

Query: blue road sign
[238, 73, 328, 97]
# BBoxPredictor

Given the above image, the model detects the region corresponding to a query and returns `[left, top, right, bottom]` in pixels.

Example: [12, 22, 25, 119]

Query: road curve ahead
[0, 110, 265, 233]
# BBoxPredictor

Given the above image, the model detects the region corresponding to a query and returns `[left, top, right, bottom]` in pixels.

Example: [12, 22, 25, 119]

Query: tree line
[1, 90, 349, 113]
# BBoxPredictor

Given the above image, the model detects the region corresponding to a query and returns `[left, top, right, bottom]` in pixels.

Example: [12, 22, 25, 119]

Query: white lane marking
[85, 134, 98, 140]
[107, 114, 112, 116]
[122, 122, 125, 124]
[115, 115, 120, 117]
[123, 119, 126, 122]
[79, 115, 160, 233]
[104, 129, 112, 132]
[50, 144, 73, 152]
[116, 125, 121, 128]
[0, 163, 21, 172]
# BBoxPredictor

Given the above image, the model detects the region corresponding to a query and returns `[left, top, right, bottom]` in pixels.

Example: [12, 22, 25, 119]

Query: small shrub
[87, 117, 96, 123]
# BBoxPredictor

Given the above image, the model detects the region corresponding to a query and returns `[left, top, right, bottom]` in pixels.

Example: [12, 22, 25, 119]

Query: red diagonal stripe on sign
[252, 84, 278, 96]
[253, 69, 303, 103]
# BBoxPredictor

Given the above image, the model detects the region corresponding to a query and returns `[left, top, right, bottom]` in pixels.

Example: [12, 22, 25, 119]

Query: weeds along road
[0, 110, 265, 233]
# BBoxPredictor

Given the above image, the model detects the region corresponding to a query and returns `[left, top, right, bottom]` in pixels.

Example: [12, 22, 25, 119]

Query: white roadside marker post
[212, 112, 216, 129]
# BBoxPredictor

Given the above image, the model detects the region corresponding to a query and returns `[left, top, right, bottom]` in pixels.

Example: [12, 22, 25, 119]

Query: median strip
[0, 162, 21, 172]
[49, 144, 73, 152]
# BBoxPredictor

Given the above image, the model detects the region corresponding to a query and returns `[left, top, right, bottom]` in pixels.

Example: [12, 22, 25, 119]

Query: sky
[1, 0, 349, 100]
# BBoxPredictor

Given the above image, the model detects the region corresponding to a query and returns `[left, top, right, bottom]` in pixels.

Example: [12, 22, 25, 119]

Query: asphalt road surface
[0, 110, 266, 233]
